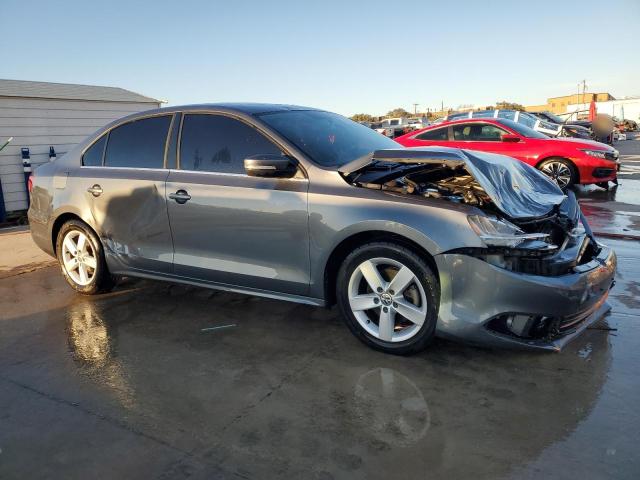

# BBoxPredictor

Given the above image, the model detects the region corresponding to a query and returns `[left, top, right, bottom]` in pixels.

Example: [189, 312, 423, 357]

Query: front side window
[82, 134, 107, 166]
[104, 116, 172, 168]
[452, 123, 507, 141]
[179, 114, 282, 174]
[415, 127, 448, 141]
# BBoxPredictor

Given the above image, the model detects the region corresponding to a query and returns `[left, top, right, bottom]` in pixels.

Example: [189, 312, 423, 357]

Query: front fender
[307, 188, 483, 298]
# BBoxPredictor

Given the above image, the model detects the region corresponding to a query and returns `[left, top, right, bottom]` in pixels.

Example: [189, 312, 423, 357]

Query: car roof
[128, 102, 321, 116]
[424, 118, 504, 128]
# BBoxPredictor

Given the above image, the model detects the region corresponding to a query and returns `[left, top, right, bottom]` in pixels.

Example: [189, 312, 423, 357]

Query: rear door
[77, 114, 175, 274]
[166, 112, 310, 296]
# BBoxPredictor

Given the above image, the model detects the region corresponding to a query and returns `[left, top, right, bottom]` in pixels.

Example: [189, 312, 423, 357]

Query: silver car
[28, 104, 616, 355]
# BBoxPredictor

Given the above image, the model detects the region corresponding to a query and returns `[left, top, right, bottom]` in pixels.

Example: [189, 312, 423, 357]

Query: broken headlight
[468, 215, 549, 248]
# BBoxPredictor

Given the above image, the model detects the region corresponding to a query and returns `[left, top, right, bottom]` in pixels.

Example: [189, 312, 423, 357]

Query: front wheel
[336, 242, 439, 355]
[56, 220, 114, 295]
[538, 158, 578, 189]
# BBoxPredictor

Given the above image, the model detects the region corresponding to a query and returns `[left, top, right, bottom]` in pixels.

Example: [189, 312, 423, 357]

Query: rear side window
[104, 116, 172, 168]
[179, 114, 282, 174]
[82, 135, 107, 166]
[415, 127, 448, 141]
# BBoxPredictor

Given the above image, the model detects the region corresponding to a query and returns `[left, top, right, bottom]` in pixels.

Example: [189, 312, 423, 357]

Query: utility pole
[580, 79, 587, 107]
[413, 103, 419, 115]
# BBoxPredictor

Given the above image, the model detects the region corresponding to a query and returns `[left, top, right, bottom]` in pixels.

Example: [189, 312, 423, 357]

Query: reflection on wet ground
[1, 238, 639, 479]
[576, 179, 640, 237]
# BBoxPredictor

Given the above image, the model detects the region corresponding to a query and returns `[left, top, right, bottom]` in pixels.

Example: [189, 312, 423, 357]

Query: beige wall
[526, 93, 615, 114]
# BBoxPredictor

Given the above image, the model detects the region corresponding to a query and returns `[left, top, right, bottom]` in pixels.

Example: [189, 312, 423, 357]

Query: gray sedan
[27, 104, 616, 354]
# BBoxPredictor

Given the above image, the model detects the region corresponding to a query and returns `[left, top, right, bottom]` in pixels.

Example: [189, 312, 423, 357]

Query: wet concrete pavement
[2, 139, 640, 479]
[0, 235, 639, 479]
[575, 133, 640, 239]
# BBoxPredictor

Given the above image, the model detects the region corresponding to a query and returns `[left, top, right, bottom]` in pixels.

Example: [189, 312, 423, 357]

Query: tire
[537, 158, 578, 189]
[55, 219, 114, 295]
[336, 242, 439, 355]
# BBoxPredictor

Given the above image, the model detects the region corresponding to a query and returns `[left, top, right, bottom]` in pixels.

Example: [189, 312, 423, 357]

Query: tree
[386, 108, 412, 118]
[350, 113, 374, 122]
[494, 101, 525, 111]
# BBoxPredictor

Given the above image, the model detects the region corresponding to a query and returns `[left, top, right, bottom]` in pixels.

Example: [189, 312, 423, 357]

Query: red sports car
[395, 118, 620, 188]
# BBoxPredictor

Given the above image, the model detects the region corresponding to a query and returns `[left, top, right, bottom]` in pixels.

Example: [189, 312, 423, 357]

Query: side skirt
[110, 268, 326, 307]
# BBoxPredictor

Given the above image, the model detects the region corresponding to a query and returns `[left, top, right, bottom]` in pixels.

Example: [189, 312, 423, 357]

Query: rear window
[104, 116, 172, 168]
[447, 112, 469, 121]
[497, 110, 516, 121]
[415, 127, 448, 141]
[516, 112, 537, 129]
[82, 135, 107, 166]
[472, 110, 495, 118]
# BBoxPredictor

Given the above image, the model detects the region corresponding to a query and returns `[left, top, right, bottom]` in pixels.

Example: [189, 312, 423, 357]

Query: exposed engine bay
[344, 157, 601, 276]
[350, 162, 494, 210]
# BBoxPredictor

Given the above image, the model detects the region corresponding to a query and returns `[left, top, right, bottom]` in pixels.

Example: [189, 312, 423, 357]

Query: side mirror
[244, 154, 298, 178]
[501, 134, 521, 143]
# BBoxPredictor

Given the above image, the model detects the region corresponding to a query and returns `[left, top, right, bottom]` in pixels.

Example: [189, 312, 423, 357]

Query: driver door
[165, 113, 310, 296]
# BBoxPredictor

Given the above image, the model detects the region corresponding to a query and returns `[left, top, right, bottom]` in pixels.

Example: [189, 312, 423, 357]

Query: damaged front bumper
[434, 243, 616, 351]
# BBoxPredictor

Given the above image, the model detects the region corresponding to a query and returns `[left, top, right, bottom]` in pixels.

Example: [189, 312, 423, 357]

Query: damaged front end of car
[340, 147, 617, 349]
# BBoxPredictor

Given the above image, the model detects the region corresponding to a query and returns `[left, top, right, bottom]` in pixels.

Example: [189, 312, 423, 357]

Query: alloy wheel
[540, 161, 572, 188]
[348, 257, 427, 342]
[61, 230, 97, 286]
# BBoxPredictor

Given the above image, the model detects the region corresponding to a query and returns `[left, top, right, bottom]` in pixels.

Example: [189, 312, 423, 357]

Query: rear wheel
[336, 242, 439, 355]
[56, 220, 114, 295]
[538, 158, 578, 189]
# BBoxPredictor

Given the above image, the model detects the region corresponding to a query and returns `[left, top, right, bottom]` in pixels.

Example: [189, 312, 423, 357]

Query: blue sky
[3, 0, 639, 116]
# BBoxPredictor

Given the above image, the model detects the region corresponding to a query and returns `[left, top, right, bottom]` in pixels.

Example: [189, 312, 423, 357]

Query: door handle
[168, 189, 191, 204]
[87, 184, 103, 197]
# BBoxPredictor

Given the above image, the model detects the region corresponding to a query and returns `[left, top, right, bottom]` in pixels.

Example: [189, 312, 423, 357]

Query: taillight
[27, 174, 34, 193]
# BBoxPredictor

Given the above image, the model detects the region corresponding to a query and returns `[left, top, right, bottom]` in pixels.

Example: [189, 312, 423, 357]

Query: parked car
[445, 109, 562, 136]
[28, 104, 615, 354]
[529, 111, 593, 139]
[375, 117, 413, 138]
[396, 118, 620, 189]
[613, 131, 627, 141]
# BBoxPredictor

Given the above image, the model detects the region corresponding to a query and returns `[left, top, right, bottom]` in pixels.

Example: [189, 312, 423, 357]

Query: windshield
[258, 110, 399, 167]
[542, 111, 566, 124]
[498, 119, 549, 139]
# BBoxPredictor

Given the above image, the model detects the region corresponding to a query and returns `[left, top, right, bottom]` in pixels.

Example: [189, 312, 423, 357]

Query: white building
[0, 79, 162, 217]
[564, 97, 640, 123]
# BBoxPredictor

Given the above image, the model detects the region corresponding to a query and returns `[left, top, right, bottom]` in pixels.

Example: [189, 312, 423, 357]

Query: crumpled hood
[340, 147, 567, 219]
